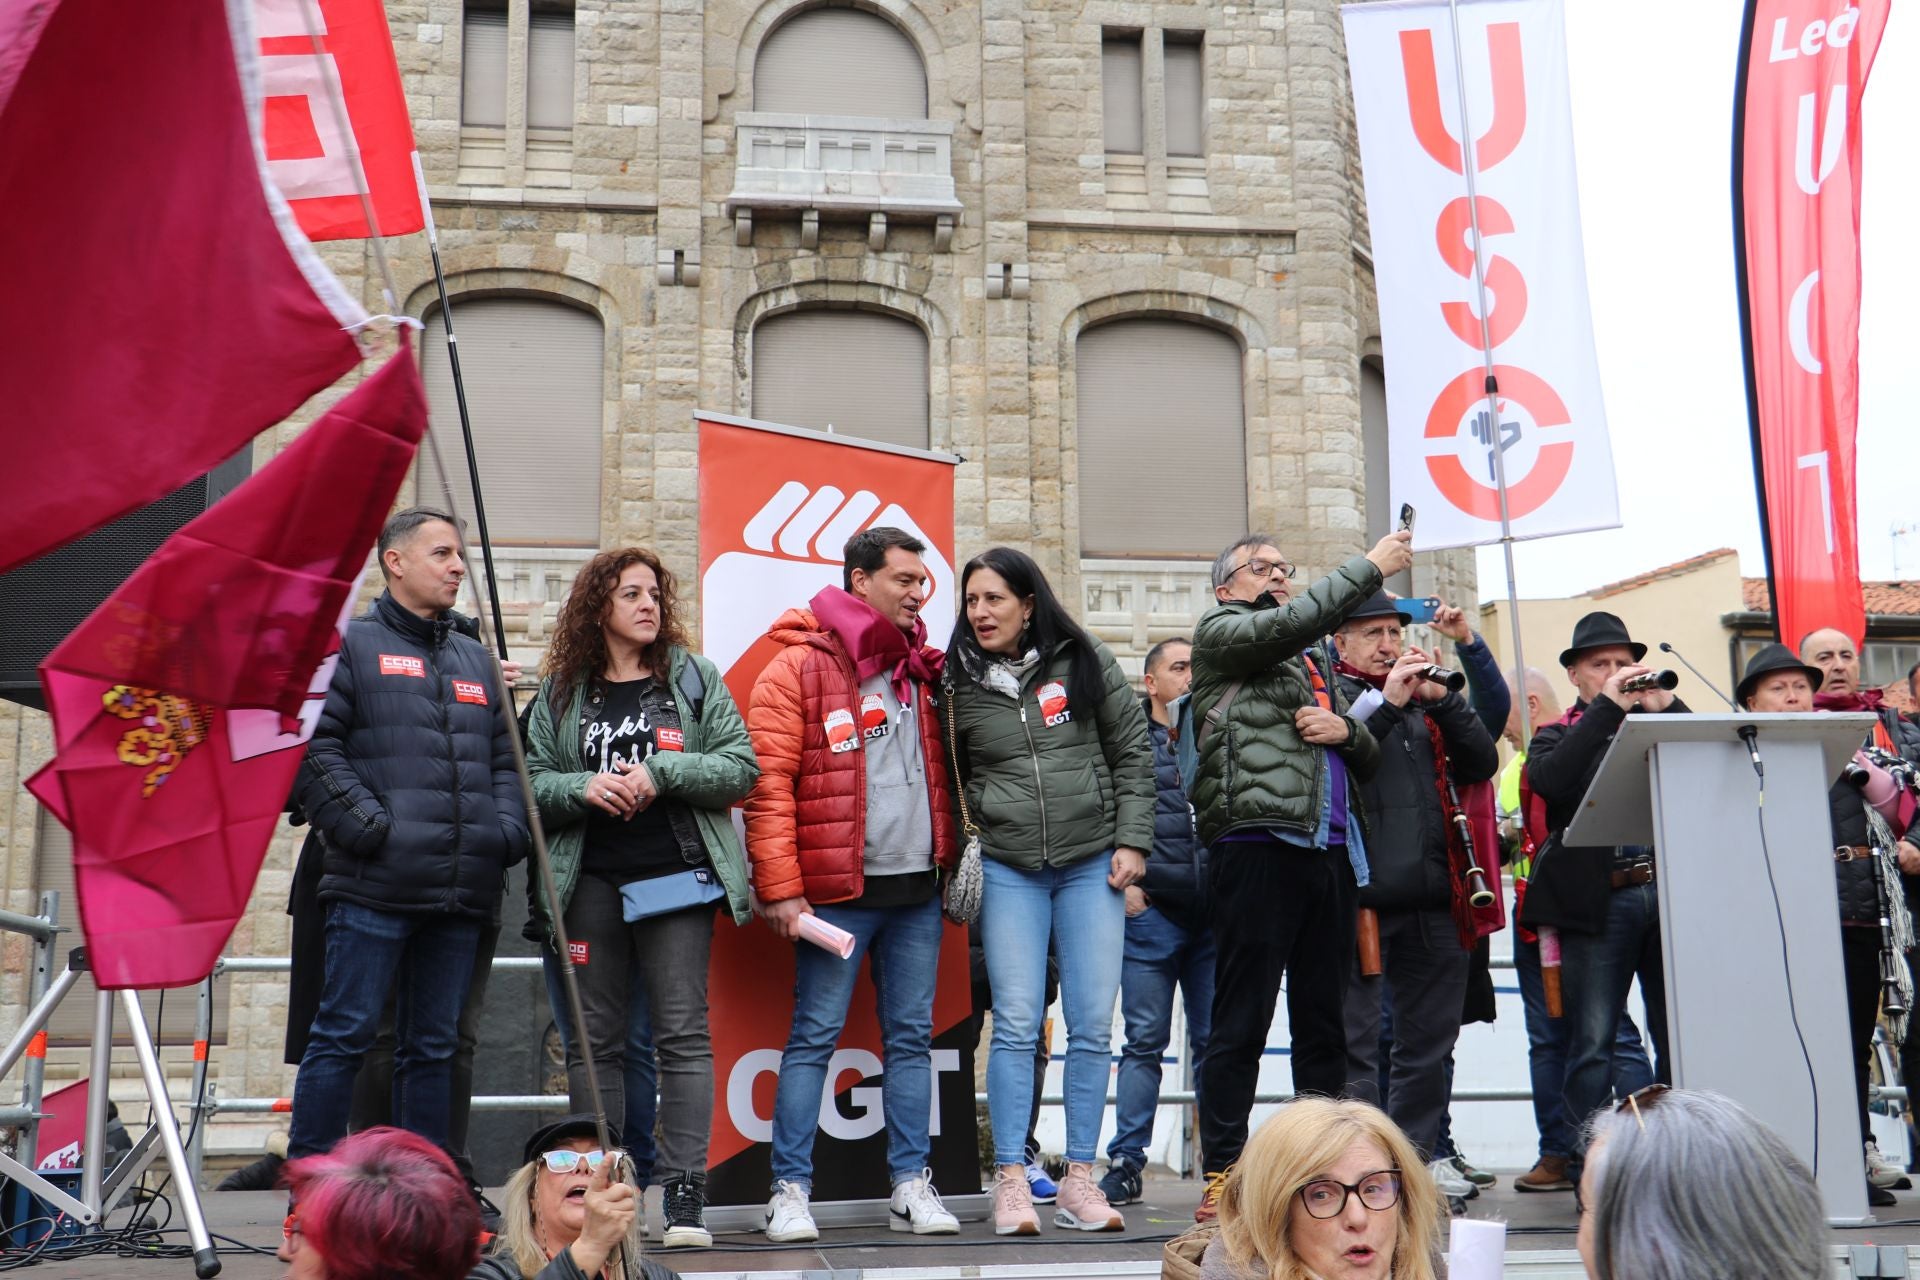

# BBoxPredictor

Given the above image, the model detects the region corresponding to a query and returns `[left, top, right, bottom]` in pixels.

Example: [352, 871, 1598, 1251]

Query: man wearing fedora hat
[1331, 591, 1499, 1196]
[1517, 610, 1688, 1178]
[1742, 641, 1920, 1205]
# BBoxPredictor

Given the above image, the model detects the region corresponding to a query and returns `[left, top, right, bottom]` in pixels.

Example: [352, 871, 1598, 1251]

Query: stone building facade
[0, 0, 1474, 1167]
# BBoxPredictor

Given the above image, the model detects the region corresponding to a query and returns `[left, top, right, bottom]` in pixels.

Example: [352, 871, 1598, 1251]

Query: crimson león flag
[26, 351, 427, 990]
[0, 0, 365, 574]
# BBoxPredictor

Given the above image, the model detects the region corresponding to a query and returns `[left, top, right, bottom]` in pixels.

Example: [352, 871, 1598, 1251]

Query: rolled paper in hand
[1357, 907, 1382, 977]
[797, 912, 856, 959]
[1447, 1217, 1506, 1280]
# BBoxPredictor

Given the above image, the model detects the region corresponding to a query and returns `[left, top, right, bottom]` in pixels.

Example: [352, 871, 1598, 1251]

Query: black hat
[522, 1113, 621, 1167]
[1346, 590, 1412, 626]
[1736, 642, 1824, 706]
[1558, 611, 1647, 668]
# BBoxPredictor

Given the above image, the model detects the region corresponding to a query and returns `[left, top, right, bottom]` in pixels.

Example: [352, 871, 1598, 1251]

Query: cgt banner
[695, 411, 978, 1207]
[1343, 0, 1617, 551]
[1733, 0, 1887, 649]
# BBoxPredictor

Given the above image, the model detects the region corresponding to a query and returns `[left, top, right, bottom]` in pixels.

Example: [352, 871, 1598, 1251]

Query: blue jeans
[1559, 883, 1669, 1167]
[1106, 905, 1214, 1170]
[1513, 931, 1655, 1160]
[290, 902, 481, 1157]
[982, 853, 1125, 1166]
[770, 897, 945, 1189]
[542, 949, 658, 1185]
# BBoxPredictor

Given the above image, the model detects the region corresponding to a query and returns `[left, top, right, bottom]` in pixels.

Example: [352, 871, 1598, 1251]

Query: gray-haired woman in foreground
[1578, 1087, 1828, 1280]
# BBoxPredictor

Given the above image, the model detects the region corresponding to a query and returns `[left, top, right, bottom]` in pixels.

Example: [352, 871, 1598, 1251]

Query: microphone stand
[1658, 641, 1736, 710]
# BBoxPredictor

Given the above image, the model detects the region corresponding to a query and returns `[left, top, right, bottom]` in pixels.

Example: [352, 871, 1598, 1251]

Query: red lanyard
[1302, 653, 1334, 712]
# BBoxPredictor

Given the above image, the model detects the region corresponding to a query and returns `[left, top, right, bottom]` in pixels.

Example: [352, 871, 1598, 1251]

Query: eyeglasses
[1230, 557, 1297, 582]
[1615, 1083, 1671, 1131]
[540, 1148, 611, 1175]
[1297, 1170, 1401, 1219]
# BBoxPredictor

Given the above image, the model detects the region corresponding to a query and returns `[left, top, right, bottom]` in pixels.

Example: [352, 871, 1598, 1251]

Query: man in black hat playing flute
[1516, 611, 1688, 1183]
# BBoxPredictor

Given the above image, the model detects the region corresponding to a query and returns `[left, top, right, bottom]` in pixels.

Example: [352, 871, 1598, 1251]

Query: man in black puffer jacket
[1331, 593, 1497, 1185]
[1097, 639, 1214, 1206]
[289, 507, 529, 1160]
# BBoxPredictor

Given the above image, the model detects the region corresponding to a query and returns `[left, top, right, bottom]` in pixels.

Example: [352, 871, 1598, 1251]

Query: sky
[1468, 0, 1919, 602]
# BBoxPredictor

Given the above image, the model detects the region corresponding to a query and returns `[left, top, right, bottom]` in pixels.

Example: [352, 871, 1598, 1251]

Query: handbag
[939, 673, 984, 926]
[618, 866, 726, 922]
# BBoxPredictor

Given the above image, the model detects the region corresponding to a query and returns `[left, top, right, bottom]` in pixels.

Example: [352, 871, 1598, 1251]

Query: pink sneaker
[1054, 1161, 1124, 1231]
[994, 1167, 1041, 1235]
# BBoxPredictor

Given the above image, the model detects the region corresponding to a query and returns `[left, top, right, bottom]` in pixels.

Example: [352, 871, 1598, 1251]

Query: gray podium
[1565, 711, 1879, 1223]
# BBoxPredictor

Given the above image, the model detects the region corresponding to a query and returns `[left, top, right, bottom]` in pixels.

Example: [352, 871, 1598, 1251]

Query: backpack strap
[1197, 678, 1247, 753]
[677, 654, 707, 724]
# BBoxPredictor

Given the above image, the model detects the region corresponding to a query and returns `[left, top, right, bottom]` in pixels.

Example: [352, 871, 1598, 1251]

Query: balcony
[1081, 559, 1216, 677]
[725, 113, 961, 251]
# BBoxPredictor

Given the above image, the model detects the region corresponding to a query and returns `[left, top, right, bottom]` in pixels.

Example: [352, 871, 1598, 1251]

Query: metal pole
[1445, 0, 1532, 745]
[80, 987, 114, 1222]
[411, 154, 512, 660]
[14, 891, 57, 1175]
[187, 975, 214, 1183]
[122, 991, 221, 1277]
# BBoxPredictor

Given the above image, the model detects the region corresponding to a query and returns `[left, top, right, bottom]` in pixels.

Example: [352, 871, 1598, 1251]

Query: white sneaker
[765, 1180, 819, 1243]
[890, 1170, 961, 1235]
[1429, 1157, 1474, 1198]
[1867, 1138, 1907, 1189]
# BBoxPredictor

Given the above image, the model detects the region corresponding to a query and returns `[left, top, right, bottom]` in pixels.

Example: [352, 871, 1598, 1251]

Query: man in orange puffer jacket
[744, 526, 962, 1243]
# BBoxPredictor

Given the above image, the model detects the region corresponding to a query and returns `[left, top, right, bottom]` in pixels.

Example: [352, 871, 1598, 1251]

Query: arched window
[752, 309, 930, 450]
[754, 7, 928, 118]
[1076, 318, 1247, 558]
[419, 297, 604, 547]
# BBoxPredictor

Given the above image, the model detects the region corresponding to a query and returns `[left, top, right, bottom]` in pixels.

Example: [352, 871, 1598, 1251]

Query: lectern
[1564, 711, 1879, 1224]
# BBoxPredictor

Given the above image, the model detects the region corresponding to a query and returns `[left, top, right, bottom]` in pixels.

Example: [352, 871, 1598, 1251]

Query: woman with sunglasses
[471, 1114, 677, 1280]
[1578, 1086, 1826, 1280]
[1193, 1098, 1442, 1280]
[280, 1127, 481, 1280]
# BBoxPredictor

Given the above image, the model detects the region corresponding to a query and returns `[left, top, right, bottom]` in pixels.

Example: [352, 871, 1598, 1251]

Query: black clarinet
[1443, 771, 1495, 908]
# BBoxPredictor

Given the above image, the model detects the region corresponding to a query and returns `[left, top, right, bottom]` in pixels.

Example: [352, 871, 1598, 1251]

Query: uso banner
[695, 411, 978, 1206]
[1734, 0, 1887, 648]
[1343, 0, 1617, 551]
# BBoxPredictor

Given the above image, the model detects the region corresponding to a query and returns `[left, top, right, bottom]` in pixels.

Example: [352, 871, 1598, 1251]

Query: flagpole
[1445, 0, 1532, 746]
[410, 158, 513, 660]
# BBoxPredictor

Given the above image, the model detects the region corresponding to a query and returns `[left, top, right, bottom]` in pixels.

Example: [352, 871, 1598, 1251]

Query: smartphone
[1398, 503, 1417, 534]
[1400, 596, 1443, 625]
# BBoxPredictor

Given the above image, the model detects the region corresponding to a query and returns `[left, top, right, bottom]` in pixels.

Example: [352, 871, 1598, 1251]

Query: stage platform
[22, 1174, 1920, 1279]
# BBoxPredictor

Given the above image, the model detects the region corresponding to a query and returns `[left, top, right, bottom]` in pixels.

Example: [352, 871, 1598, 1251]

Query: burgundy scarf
[809, 586, 943, 704]
[1814, 686, 1885, 713]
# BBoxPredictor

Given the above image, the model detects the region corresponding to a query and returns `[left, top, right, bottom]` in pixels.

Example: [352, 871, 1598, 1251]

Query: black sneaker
[1096, 1161, 1141, 1207]
[662, 1175, 713, 1248]
[215, 1152, 284, 1192]
[1869, 1181, 1898, 1208]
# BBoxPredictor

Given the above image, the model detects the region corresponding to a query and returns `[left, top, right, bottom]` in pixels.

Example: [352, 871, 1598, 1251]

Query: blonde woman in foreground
[1194, 1098, 1443, 1280]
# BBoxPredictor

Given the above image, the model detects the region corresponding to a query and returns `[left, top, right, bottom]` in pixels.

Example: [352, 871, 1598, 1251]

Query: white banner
[1343, 0, 1616, 550]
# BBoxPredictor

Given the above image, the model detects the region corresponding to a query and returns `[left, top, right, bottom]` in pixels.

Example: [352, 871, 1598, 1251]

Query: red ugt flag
[256, 0, 425, 241]
[26, 351, 428, 990]
[0, 0, 364, 575]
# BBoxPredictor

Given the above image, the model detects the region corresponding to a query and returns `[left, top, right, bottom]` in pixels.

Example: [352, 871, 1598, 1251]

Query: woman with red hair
[279, 1127, 480, 1280]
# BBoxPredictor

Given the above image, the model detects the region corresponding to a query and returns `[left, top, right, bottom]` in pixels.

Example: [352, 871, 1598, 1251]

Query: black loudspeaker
[0, 452, 251, 709]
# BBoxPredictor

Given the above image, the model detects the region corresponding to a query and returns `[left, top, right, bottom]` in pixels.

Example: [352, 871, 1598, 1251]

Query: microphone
[1737, 723, 1764, 781]
[1658, 641, 1735, 709]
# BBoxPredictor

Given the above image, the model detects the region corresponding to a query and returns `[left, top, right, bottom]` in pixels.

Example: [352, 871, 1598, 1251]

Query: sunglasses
[1615, 1083, 1671, 1131]
[540, 1148, 612, 1175]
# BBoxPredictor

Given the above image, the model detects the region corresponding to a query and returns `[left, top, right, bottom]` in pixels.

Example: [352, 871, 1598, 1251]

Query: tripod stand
[0, 938, 220, 1277]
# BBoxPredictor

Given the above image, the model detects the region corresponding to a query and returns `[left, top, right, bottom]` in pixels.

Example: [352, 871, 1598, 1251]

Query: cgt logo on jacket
[1039, 681, 1071, 727]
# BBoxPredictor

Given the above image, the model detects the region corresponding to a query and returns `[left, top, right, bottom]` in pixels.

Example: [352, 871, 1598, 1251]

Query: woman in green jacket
[945, 547, 1155, 1235]
[525, 547, 757, 1251]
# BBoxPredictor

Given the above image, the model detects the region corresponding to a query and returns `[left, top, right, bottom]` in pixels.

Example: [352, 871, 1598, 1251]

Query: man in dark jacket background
[1331, 592, 1498, 1194]
[288, 507, 529, 1159]
[1517, 611, 1686, 1181]
[1097, 638, 1213, 1206]
[1187, 527, 1412, 1219]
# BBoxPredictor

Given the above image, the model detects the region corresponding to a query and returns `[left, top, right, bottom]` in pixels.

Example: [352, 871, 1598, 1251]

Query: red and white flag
[1735, 0, 1888, 648]
[26, 350, 428, 990]
[1343, 0, 1618, 552]
[0, 0, 367, 574]
[254, 0, 425, 241]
